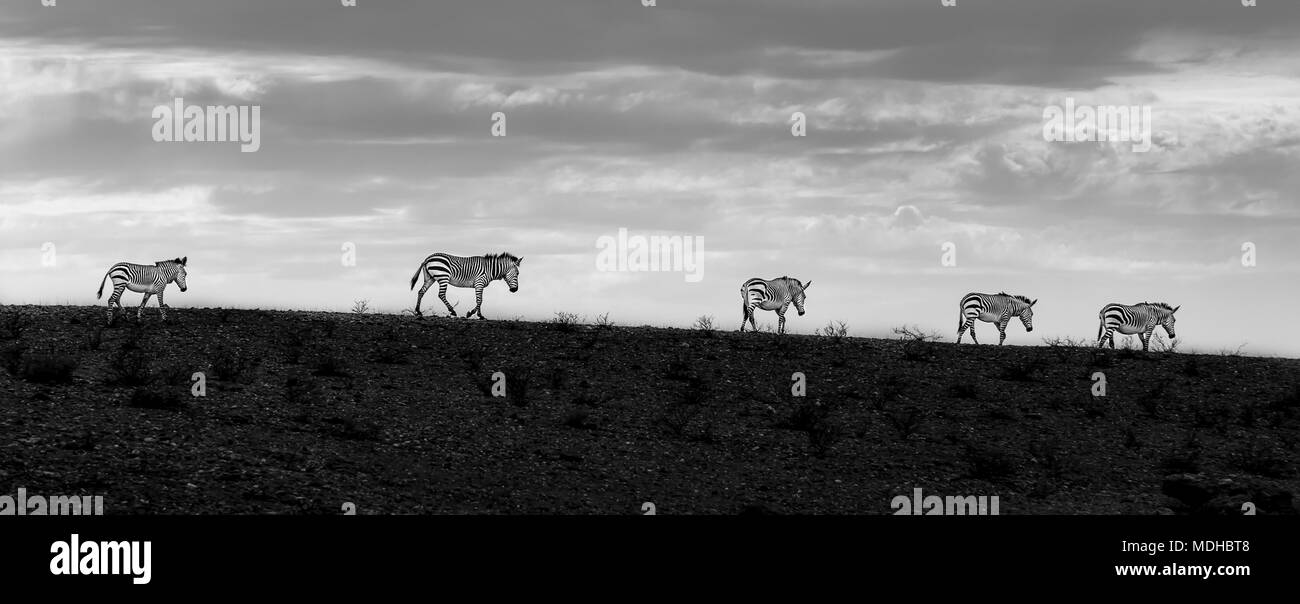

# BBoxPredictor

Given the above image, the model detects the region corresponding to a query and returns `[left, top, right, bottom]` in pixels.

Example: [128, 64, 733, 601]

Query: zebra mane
[1000, 292, 1032, 304]
[156, 258, 184, 266]
[1142, 301, 1174, 311]
[486, 252, 520, 263]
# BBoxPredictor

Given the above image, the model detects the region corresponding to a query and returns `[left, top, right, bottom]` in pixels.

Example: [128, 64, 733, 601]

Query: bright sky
[1, 0, 1297, 356]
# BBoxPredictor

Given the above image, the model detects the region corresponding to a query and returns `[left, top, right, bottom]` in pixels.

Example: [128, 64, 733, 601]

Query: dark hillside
[1, 305, 1297, 514]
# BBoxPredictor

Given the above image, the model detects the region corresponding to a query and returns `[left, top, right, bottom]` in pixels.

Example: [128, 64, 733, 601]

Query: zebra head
[505, 256, 522, 293]
[1018, 297, 1037, 332]
[1160, 304, 1179, 338]
[793, 279, 812, 316]
[168, 257, 188, 291]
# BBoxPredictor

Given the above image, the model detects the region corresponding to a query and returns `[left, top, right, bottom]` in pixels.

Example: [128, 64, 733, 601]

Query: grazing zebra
[409, 252, 523, 319]
[956, 292, 1037, 345]
[1097, 302, 1179, 351]
[739, 276, 812, 335]
[96, 257, 188, 325]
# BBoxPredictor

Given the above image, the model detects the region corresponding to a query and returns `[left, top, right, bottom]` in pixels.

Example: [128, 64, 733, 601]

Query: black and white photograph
[0, 0, 1296, 588]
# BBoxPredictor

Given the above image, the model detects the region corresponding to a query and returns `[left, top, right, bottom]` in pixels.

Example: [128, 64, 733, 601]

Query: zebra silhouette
[956, 292, 1036, 345]
[409, 252, 522, 319]
[96, 257, 188, 325]
[740, 276, 811, 335]
[1097, 302, 1179, 351]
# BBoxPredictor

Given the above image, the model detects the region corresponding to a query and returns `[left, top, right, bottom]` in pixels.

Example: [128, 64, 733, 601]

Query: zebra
[409, 252, 522, 319]
[1097, 301, 1179, 351]
[96, 257, 188, 325]
[956, 292, 1037, 345]
[739, 276, 812, 335]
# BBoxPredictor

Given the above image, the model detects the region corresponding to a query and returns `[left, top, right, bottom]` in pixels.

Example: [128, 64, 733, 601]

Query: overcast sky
[1, 0, 1297, 356]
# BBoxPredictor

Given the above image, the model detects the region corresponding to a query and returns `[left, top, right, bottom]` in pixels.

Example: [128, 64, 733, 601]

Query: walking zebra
[96, 257, 188, 325]
[739, 276, 812, 335]
[956, 292, 1037, 345]
[1097, 302, 1179, 351]
[409, 252, 522, 319]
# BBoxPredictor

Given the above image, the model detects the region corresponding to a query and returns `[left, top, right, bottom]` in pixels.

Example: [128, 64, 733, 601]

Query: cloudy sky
[1, 0, 1297, 356]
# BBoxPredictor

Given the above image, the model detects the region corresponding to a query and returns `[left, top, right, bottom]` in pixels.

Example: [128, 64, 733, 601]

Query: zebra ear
[1030, 299, 1037, 307]
[802, 280, 812, 291]
[181, 256, 188, 266]
[516, 257, 523, 265]
[1172, 305, 1180, 313]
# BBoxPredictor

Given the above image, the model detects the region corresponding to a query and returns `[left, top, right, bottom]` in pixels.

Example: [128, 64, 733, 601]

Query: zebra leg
[1108, 329, 1116, 349]
[414, 279, 433, 317]
[106, 284, 126, 325]
[748, 306, 759, 332]
[137, 293, 153, 320]
[157, 291, 167, 321]
[777, 308, 787, 335]
[1140, 331, 1151, 352]
[437, 281, 457, 316]
[468, 286, 486, 320]
[998, 318, 1009, 345]
[957, 318, 967, 344]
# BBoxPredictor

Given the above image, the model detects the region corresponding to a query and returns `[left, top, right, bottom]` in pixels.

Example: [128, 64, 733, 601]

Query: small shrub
[211, 345, 258, 382]
[776, 400, 829, 432]
[887, 407, 924, 440]
[552, 312, 582, 332]
[808, 421, 842, 458]
[594, 312, 614, 329]
[562, 407, 596, 430]
[1150, 333, 1179, 353]
[820, 321, 850, 341]
[1139, 380, 1172, 417]
[1, 342, 26, 376]
[999, 359, 1041, 382]
[658, 403, 700, 437]
[84, 325, 104, 351]
[351, 299, 370, 314]
[107, 348, 153, 387]
[694, 315, 715, 336]
[894, 325, 943, 362]
[19, 353, 79, 384]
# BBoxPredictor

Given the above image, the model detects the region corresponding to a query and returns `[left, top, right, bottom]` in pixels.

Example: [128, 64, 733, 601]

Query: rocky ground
[1, 305, 1297, 514]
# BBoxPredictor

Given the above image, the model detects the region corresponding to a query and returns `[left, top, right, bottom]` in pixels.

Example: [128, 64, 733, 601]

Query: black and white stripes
[409, 252, 523, 319]
[740, 276, 811, 335]
[956, 291, 1037, 345]
[96, 257, 189, 325]
[1097, 302, 1179, 351]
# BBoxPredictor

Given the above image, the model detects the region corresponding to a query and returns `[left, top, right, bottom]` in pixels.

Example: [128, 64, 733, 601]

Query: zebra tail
[409, 262, 423, 290]
[96, 268, 111, 299]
